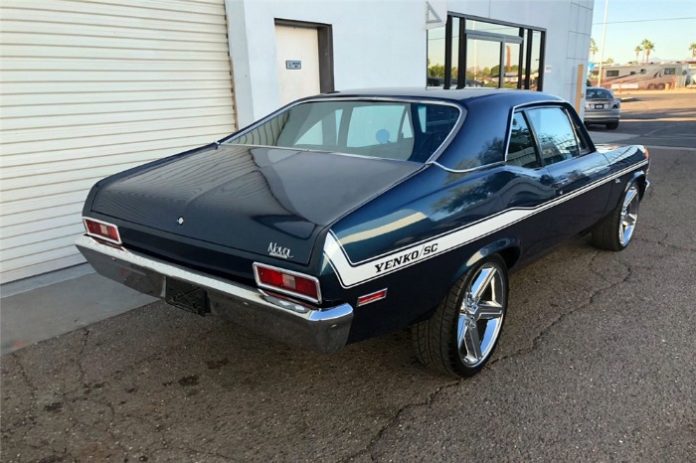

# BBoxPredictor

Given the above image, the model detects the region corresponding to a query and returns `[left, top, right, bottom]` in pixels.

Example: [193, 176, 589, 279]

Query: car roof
[311, 87, 564, 105]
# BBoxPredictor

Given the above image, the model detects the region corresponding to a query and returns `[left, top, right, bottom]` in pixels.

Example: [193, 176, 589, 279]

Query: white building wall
[226, 0, 427, 126]
[226, 0, 593, 126]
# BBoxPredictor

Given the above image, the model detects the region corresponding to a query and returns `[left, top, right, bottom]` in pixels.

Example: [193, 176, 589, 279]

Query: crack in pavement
[66, 328, 91, 397]
[338, 379, 460, 463]
[14, 356, 38, 404]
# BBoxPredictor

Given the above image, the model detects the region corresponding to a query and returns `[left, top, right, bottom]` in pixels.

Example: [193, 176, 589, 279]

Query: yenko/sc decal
[375, 242, 439, 273]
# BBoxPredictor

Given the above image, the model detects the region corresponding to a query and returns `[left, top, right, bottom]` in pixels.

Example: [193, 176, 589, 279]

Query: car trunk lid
[88, 144, 420, 265]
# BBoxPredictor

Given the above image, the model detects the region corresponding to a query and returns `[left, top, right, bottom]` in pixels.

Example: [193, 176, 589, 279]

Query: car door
[524, 105, 611, 240]
[502, 110, 557, 260]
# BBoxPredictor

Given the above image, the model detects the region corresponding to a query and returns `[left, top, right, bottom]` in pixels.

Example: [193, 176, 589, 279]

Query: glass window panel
[295, 108, 343, 146]
[466, 19, 520, 37]
[232, 101, 460, 163]
[530, 30, 542, 90]
[520, 29, 529, 88]
[503, 42, 521, 88]
[507, 112, 540, 168]
[466, 39, 501, 88]
[347, 104, 406, 147]
[586, 88, 613, 99]
[427, 26, 446, 87]
[450, 18, 460, 88]
[526, 107, 580, 165]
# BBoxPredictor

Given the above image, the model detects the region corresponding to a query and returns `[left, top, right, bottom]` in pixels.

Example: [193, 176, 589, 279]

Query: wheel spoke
[456, 316, 467, 349]
[462, 322, 482, 362]
[477, 301, 504, 320]
[623, 188, 638, 208]
[470, 267, 496, 301]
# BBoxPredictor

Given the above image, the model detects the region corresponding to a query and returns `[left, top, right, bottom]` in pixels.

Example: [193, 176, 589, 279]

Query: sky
[591, 0, 696, 64]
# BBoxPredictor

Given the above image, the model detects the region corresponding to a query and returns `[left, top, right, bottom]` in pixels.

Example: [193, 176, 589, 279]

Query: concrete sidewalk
[1, 265, 154, 355]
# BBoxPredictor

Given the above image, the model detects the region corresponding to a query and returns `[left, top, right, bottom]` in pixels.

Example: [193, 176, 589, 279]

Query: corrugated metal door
[0, 0, 237, 283]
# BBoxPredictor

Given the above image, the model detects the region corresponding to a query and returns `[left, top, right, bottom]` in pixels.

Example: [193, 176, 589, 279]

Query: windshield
[587, 88, 613, 100]
[227, 100, 461, 162]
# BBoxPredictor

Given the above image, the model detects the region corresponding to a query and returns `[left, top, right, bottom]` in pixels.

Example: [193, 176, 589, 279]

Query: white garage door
[0, 0, 237, 283]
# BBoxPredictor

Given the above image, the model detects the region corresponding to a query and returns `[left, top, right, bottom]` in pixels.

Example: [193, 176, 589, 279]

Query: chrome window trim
[432, 161, 505, 174]
[252, 262, 322, 305]
[222, 96, 466, 164]
[229, 143, 422, 165]
[433, 99, 565, 174]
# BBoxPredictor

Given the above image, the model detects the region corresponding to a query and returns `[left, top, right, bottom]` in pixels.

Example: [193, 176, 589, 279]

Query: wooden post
[575, 63, 585, 111]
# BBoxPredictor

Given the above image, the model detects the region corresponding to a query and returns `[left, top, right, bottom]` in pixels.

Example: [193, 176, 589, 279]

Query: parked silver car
[584, 87, 620, 129]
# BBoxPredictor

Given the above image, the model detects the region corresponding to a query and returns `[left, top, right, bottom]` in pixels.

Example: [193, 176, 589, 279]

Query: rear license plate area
[165, 278, 209, 315]
[595, 104, 604, 109]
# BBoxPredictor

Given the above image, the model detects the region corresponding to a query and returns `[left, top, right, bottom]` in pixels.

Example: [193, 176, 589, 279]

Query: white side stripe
[324, 161, 648, 288]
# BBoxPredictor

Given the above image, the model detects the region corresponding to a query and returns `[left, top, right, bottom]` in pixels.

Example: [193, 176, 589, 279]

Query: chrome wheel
[619, 184, 639, 247]
[457, 263, 505, 367]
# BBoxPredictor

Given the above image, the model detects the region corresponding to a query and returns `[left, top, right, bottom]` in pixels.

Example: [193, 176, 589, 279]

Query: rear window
[228, 100, 461, 162]
[587, 88, 613, 99]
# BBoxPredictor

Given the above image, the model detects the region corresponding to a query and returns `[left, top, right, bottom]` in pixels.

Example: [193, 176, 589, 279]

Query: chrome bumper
[584, 110, 620, 121]
[75, 235, 353, 353]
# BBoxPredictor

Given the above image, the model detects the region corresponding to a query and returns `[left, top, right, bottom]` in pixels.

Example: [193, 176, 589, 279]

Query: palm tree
[634, 45, 642, 63]
[641, 39, 655, 63]
[690, 42, 696, 58]
[590, 38, 599, 61]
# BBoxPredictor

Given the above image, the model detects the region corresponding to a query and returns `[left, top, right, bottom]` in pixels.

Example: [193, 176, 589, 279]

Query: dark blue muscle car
[76, 88, 649, 377]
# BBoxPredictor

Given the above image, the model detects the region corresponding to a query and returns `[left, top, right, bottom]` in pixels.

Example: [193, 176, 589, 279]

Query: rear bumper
[75, 235, 353, 353]
[584, 109, 620, 122]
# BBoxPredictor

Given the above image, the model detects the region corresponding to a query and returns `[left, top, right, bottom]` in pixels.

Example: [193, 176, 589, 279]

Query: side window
[507, 112, 541, 168]
[526, 107, 580, 165]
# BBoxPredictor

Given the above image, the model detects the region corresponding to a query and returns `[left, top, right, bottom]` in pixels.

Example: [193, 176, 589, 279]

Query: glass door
[465, 38, 501, 88]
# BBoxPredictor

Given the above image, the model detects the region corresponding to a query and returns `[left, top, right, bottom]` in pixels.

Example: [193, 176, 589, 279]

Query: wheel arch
[450, 237, 521, 287]
[627, 169, 649, 199]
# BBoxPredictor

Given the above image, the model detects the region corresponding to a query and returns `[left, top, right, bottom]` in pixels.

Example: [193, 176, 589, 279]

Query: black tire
[606, 120, 619, 130]
[412, 255, 509, 377]
[591, 181, 641, 251]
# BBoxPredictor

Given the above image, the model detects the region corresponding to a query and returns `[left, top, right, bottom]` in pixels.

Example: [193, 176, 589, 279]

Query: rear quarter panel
[322, 163, 559, 342]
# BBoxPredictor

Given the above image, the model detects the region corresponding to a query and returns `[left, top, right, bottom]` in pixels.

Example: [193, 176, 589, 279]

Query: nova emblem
[177, 217, 184, 225]
[268, 242, 293, 259]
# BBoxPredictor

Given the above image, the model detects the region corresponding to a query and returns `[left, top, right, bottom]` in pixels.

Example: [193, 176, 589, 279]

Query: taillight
[253, 263, 321, 304]
[83, 218, 121, 245]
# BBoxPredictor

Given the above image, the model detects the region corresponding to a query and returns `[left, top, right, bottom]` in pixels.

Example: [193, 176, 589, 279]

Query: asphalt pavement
[2, 92, 695, 462]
